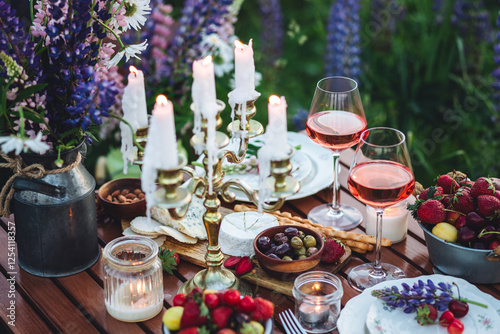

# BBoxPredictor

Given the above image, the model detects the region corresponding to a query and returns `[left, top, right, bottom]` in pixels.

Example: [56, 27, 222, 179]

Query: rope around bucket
[0, 152, 82, 217]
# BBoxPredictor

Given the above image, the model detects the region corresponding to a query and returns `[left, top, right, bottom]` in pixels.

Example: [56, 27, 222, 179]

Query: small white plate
[338, 274, 500, 334]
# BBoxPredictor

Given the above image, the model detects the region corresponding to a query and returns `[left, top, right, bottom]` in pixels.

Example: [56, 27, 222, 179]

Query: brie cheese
[219, 212, 278, 257]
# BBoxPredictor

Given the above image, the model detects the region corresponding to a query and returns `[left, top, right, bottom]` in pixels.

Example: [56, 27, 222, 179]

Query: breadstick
[336, 239, 374, 251]
[349, 247, 367, 254]
[234, 204, 392, 247]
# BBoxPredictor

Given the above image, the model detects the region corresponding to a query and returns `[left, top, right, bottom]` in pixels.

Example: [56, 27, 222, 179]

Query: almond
[117, 195, 127, 203]
[111, 190, 120, 197]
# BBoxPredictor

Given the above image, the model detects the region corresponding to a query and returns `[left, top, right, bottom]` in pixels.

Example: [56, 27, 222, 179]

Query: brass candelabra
[135, 98, 299, 294]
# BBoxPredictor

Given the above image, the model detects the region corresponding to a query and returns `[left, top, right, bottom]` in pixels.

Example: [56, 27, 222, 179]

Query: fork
[279, 309, 308, 334]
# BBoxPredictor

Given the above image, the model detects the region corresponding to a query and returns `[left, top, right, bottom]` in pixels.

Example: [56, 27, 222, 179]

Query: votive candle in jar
[366, 200, 408, 243]
[103, 236, 163, 322]
[293, 271, 343, 333]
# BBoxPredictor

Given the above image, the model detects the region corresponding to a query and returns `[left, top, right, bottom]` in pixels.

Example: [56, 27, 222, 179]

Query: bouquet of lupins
[0, 0, 149, 162]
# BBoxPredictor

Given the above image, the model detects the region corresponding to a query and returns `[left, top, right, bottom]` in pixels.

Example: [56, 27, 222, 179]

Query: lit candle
[151, 95, 178, 170]
[192, 56, 218, 194]
[125, 66, 149, 128]
[366, 200, 409, 243]
[298, 303, 330, 325]
[267, 95, 288, 158]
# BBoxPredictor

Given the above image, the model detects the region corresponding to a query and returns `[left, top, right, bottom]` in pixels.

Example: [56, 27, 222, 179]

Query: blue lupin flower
[492, 9, 500, 114]
[325, 0, 361, 81]
[258, 0, 284, 67]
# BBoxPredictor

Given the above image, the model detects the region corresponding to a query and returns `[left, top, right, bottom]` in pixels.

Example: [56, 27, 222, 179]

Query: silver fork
[279, 309, 308, 334]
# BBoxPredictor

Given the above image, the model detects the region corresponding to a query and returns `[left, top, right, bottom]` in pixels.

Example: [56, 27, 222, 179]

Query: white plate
[218, 132, 333, 202]
[337, 274, 500, 334]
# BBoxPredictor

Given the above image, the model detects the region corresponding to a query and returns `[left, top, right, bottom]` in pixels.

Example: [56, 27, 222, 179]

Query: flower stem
[93, 17, 125, 49]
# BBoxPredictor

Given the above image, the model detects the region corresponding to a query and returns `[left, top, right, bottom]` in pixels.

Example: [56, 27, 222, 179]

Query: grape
[257, 236, 271, 251]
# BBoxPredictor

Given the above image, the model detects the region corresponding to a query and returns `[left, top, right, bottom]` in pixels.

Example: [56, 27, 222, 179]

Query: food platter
[337, 274, 500, 334]
[196, 132, 333, 202]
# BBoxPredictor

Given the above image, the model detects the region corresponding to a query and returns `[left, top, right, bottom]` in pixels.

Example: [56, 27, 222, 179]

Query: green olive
[282, 256, 293, 261]
[294, 246, 306, 256]
[291, 236, 303, 249]
[298, 231, 306, 240]
[303, 235, 317, 248]
[297, 255, 307, 260]
[306, 247, 319, 257]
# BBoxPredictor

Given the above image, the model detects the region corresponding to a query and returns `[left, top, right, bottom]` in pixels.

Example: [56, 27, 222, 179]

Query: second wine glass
[306, 76, 367, 230]
[347, 127, 415, 291]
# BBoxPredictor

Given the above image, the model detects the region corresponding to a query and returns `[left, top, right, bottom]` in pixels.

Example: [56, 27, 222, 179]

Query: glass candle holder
[292, 271, 343, 333]
[103, 236, 163, 322]
[366, 200, 409, 243]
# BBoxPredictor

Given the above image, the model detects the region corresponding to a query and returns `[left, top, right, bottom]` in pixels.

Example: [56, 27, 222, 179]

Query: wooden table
[1, 149, 499, 334]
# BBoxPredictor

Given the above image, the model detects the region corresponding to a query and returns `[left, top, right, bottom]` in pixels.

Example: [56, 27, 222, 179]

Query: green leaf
[13, 83, 48, 104]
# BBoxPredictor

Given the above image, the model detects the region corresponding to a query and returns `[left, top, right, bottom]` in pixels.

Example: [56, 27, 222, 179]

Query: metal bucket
[420, 223, 500, 284]
[11, 143, 99, 277]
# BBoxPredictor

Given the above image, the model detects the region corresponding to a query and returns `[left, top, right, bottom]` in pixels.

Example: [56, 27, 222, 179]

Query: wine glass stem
[374, 209, 384, 275]
[331, 153, 341, 214]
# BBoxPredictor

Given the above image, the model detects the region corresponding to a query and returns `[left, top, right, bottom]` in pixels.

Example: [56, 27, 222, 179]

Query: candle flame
[129, 65, 138, 75]
[156, 94, 168, 105]
[312, 282, 321, 291]
[234, 40, 244, 50]
[269, 95, 281, 105]
[202, 55, 212, 66]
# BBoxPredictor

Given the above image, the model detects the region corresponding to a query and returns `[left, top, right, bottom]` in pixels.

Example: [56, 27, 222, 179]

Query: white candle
[366, 201, 409, 243]
[298, 303, 330, 325]
[126, 66, 149, 128]
[105, 283, 163, 322]
[192, 56, 218, 194]
[151, 95, 178, 170]
[267, 95, 288, 159]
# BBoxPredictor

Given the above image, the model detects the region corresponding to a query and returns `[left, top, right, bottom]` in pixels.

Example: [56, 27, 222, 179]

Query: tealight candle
[366, 200, 408, 243]
[298, 303, 330, 325]
[103, 236, 163, 322]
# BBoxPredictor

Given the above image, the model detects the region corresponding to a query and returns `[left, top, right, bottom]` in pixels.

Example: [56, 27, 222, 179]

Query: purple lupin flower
[492, 7, 500, 114]
[324, 0, 361, 81]
[452, 0, 492, 43]
[257, 0, 284, 67]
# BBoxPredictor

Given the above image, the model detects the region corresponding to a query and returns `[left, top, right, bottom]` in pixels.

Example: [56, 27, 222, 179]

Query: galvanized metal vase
[12, 142, 99, 277]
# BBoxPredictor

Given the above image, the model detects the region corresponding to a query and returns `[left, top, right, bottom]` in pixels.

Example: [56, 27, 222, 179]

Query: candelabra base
[178, 267, 252, 296]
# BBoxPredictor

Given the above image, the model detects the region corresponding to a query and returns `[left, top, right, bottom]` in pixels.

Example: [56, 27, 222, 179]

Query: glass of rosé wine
[347, 127, 415, 291]
[306, 76, 367, 230]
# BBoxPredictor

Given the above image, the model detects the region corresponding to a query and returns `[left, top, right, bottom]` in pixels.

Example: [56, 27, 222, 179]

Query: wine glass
[306, 76, 367, 230]
[347, 127, 415, 291]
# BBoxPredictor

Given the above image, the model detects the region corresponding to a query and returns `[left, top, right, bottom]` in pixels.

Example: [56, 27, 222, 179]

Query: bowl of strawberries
[410, 173, 500, 283]
[162, 288, 273, 334]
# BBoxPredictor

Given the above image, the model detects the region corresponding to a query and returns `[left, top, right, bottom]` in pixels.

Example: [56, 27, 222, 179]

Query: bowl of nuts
[98, 178, 146, 220]
[253, 225, 324, 281]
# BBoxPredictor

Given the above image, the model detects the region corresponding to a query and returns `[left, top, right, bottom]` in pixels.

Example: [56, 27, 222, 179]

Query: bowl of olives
[253, 225, 324, 281]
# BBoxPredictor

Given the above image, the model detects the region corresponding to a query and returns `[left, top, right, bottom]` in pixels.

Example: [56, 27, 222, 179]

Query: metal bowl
[162, 318, 273, 334]
[420, 223, 500, 283]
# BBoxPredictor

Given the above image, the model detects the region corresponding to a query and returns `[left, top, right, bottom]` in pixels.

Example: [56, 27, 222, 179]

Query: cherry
[457, 226, 476, 246]
[478, 225, 496, 243]
[447, 319, 464, 334]
[454, 215, 467, 229]
[448, 283, 469, 318]
[465, 212, 485, 229]
[439, 310, 455, 327]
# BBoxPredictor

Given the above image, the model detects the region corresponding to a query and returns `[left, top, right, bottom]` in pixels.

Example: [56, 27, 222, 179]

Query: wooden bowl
[98, 178, 146, 220]
[253, 225, 324, 281]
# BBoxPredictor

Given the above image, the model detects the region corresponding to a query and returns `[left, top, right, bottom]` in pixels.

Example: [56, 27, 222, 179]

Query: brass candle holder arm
[219, 179, 286, 212]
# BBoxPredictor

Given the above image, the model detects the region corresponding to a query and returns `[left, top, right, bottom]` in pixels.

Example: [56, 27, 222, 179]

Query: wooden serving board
[122, 207, 351, 297]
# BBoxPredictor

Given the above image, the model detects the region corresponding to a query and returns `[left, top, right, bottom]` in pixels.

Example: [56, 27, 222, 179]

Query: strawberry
[178, 327, 210, 334]
[441, 194, 452, 208]
[470, 177, 496, 197]
[237, 295, 256, 313]
[223, 289, 241, 307]
[447, 319, 464, 334]
[216, 329, 237, 334]
[446, 210, 462, 224]
[211, 306, 233, 329]
[436, 175, 459, 194]
[415, 304, 437, 325]
[173, 293, 187, 307]
[224, 256, 242, 269]
[416, 200, 446, 224]
[439, 310, 455, 327]
[321, 238, 345, 264]
[477, 195, 500, 219]
[459, 179, 474, 188]
[159, 248, 180, 275]
[204, 292, 220, 309]
[419, 186, 444, 201]
[496, 190, 500, 201]
[451, 188, 475, 214]
[235, 256, 254, 276]
[251, 297, 274, 322]
[180, 300, 208, 329]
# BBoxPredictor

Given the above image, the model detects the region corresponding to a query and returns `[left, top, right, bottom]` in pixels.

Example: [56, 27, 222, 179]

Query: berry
[211, 306, 233, 329]
[470, 177, 496, 197]
[465, 212, 485, 230]
[454, 215, 467, 228]
[237, 295, 256, 313]
[477, 195, 500, 219]
[204, 292, 220, 309]
[436, 175, 459, 194]
[180, 301, 207, 329]
[235, 256, 254, 276]
[457, 226, 476, 246]
[415, 304, 437, 325]
[448, 299, 469, 318]
[417, 200, 446, 224]
[419, 186, 444, 201]
[223, 289, 241, 307]
[216, 330, 237, 334]
[447, 319, 464, 334]
[173, 293, 187, 307]
[240, 320, 265, 334]
[451, 188, 475, 214]
[321, 238, 345, 264]
[224, 256, 242, 269]
[178, 327, 206, 334]
[251, 297, 274, 322]
[439, 310, 455, 327]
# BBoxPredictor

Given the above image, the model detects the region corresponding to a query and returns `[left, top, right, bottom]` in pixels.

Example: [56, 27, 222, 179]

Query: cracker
[130, 216, 162, 237]
[155, 225, 198, 244]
